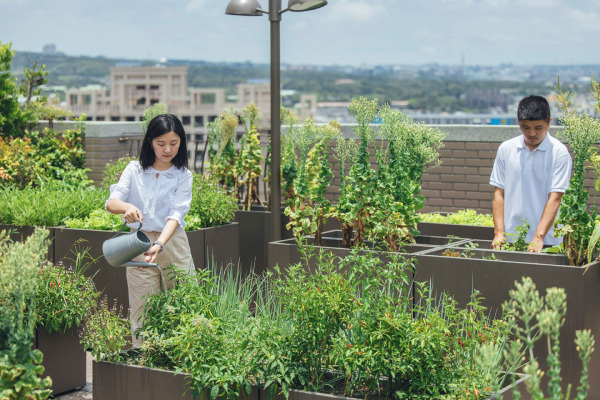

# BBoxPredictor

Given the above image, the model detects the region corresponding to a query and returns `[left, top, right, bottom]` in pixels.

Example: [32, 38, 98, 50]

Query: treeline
[12, 51, 550, 112]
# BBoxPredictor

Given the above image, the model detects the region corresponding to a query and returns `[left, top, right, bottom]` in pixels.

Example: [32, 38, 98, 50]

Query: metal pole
[269, 0, 282, 241]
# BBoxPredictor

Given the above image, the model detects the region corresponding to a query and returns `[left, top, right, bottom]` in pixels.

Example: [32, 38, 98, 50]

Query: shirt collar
[517, 132, 552, 152]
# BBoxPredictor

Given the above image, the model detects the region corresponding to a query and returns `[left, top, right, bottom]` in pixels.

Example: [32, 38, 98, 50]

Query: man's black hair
[517, 95, 551, 122]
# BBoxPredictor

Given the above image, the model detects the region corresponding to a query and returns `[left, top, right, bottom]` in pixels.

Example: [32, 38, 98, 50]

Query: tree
[0, 42, 27, 138]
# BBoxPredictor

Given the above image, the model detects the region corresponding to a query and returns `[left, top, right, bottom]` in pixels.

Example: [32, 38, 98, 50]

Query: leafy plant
[34, 251, 100, 334]
[0, 180, 107, 226]
[419, 210, 494, 227]
[187, 173, 238, 230]
[79, 296, 130, 363]
[140, 103, 168, 134]
[0, 41, 28, 139]
[501, 219, 531, 252]
[554, 114, 600, 265]
[285, 120, 339, 245]
[0, 228, 52, 399]
[64, 209, 126, 231]
[502, 276, 595, 400]
[239, 103, 264, 210]
[206, 110, 240, 194]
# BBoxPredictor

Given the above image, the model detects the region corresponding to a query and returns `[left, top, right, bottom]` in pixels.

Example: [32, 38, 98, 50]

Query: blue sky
[1, 0, 599, 66]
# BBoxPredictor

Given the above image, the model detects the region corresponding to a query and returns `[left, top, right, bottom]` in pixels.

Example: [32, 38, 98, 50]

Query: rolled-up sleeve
[166, 170, 194, 228]
[105, 163, 134, 209]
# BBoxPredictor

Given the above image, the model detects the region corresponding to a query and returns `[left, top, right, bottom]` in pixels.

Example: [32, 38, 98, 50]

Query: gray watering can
[102, 222, 159, 268]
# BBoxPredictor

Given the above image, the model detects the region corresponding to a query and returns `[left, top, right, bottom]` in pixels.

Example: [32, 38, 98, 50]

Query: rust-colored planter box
[35, 326, 86, 395]
[414, 247, 600, 399]
[0, 224, 55, 262]
[53, 224, 239, 313]
[93, 358, 258, 400]
[93, 357, 526, 400]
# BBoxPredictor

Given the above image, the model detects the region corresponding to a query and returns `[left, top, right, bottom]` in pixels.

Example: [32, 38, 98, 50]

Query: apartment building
[65, 66, 317, 138]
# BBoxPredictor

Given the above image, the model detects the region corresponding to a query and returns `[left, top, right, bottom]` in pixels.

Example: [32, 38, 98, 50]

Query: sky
[1, 0, 600, 67]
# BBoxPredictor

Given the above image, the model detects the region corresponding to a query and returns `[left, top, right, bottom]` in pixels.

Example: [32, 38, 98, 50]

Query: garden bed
[35, 326, 86, 395]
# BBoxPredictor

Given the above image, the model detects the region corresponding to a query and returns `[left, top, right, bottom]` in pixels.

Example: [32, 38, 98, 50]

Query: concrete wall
[45, 121, 597, 215]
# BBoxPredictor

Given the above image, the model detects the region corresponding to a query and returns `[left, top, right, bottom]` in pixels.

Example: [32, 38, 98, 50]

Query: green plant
[0, 180, 107, 226]
[34, 251, 100, 334]
[0, 42, 28, 139]
[285, 120, 339, 245]
[501, 219, 531, 252]
[207, 110, 240, 194]
[186, 173, 238, 230]
[502, 276, 595, 400]
[79, 295, 130, 363]
[64, 209, 126, 231]
[419, 210, 494, 227]
[100, 156, 134, 190]
[140, 103, 168, 134]
[554, 75, 600, 266]
[239, 103, 264, 210]
[0, 228, 52, 399]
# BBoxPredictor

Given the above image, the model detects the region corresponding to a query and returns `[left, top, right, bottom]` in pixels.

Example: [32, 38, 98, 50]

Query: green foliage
[333, 97, 444, 250]
[554, 113, 600, 266]
[239, 103, 264, 210]
[34, 252, 100, 334]
[0, 41, 28, 139]
[80, 296, 130, 363]
[207, 110, 240, 193]
[0, 228, 53, 399]
[501, 219, 530, 252]
[140, 103, 168, 134]
[187, 173, 238, 230]
[284, 120, 339, 245]
[0, 180, 107, 226]
[64, 209, 126, 231]
[100, 156, 134, 190]
[419, 210, 494, 227]
[502, 277, 595, 400]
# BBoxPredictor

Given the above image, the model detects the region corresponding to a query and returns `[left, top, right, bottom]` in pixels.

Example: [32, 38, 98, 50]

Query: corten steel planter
[94, 355, 526, 400]
[0, 224, 55, 262]
[414, 247, 600, 399]
[262, 374, 528, 400]
[35, 326, 86, 395]
[417, 221, 495, 240]
[93, 357, 259, 400]
[267, 232, 461, 287]
[53, 224, 239, 313]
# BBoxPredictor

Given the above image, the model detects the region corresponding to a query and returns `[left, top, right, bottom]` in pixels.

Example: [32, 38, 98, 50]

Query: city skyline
[1, 0, 599, 67]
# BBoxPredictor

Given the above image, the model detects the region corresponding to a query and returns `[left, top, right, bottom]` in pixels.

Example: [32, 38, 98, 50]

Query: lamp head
[225, 0, 264, 15]
[288, 0, 327, 11]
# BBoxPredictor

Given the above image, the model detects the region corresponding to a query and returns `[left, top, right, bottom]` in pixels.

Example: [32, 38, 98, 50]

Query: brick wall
[45, 121, 597, 215]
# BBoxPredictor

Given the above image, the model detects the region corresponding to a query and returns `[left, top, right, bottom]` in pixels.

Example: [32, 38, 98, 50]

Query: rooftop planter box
[267, 230, 460, 278]
[93, 356, 258, 400]
[35, 326, 86, 395]
[53, 223, 239, 312]
[414, 247, 600, 399]
[0, 224, 55, 262]
[416, 221, 495, 241]
[93, 356, 527, 400]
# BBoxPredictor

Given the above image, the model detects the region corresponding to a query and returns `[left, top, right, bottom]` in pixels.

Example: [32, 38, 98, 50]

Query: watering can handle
[111, 221, 143, 239]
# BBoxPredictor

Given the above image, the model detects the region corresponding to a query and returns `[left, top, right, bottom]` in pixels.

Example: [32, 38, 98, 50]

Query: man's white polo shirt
[489, 133, 572, 245]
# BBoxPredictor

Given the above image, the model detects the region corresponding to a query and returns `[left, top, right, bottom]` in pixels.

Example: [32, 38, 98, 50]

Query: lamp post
[226, 0, 327, 242]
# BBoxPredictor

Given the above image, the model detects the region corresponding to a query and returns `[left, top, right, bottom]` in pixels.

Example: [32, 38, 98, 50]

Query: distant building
[64, 65, 317, 138]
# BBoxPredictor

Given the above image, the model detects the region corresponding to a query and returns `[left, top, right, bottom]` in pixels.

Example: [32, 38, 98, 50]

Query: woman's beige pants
[126, 229, 195, 346]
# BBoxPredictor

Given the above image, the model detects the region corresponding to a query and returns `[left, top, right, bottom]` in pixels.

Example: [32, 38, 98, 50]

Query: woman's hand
[124, 205, 143, 225]
[144, 244, 161, 264]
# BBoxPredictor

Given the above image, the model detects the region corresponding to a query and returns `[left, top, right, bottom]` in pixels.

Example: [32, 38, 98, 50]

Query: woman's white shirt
[106, 161, 193, 232]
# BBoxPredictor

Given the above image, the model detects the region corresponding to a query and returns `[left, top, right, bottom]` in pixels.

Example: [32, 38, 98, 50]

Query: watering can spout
[122, 261, 159, 268]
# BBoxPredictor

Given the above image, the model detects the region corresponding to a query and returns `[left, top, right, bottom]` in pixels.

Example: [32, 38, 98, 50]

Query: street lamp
[226, 0, 327, 241]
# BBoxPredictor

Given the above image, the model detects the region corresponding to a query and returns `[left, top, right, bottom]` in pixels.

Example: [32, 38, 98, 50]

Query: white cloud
[185, 0, 209, 13]
[567, 8, 600, 30]
[325, 0, 386, 22]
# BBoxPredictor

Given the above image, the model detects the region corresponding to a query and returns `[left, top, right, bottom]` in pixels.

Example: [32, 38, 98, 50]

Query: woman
[105, 114, 195, 346]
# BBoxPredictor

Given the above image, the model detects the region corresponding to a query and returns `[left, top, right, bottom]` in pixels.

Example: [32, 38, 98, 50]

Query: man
[489, 95, 572, 252]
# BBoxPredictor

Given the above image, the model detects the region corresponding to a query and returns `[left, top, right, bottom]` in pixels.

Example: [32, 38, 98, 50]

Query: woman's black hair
[139, 114, 189, 170]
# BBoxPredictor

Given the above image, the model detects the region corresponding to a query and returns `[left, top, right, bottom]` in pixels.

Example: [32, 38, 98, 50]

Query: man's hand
[528, 241, 543, 253]
[492, 233, 506, 250]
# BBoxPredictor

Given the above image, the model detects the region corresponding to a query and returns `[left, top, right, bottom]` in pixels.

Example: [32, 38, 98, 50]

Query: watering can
[102, 222, 159, 268]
